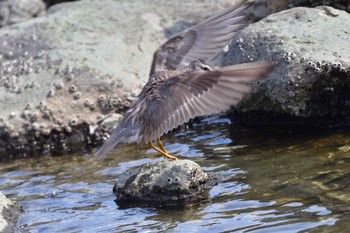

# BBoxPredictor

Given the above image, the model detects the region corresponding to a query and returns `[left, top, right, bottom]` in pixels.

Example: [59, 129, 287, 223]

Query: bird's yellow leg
[157, 138, 168, 153]
[148, 142, 177, 160]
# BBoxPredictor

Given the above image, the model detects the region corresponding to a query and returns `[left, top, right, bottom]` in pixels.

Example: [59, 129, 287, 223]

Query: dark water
[1, 115, 350, 232]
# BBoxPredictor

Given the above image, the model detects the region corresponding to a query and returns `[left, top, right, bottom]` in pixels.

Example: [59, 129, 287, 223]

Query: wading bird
[95, 0, 274, 160]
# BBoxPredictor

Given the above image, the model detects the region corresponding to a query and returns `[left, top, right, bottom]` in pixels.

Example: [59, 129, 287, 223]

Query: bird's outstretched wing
[149, 0, 252, 76]
[140, 61, 274, 143]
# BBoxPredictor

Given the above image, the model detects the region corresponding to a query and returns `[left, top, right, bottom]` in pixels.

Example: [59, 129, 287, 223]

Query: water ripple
[0, 116, 347, 232]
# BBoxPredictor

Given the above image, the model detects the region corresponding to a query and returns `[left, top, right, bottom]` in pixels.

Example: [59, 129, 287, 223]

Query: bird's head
[188, 59, 212, 72]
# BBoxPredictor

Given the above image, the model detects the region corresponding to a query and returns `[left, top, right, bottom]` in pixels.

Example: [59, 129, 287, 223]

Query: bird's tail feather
[94, 128, 126, 160]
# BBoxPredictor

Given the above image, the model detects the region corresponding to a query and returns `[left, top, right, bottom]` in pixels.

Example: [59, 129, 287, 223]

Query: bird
[95, 0, 274, 160]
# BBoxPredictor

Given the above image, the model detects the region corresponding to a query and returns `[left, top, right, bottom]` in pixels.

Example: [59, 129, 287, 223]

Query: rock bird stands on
[95, 0, 274, 160]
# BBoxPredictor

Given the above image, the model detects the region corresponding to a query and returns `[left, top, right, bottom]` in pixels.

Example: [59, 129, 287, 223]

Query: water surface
[1, 115, 350, 232]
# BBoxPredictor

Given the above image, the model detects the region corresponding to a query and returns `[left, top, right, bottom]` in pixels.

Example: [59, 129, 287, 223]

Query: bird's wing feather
[94, 111, 141, 160]
[140, 61, 274, 143]
[149, 0, 252, 76]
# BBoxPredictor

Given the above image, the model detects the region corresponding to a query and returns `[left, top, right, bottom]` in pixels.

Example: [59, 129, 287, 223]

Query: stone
[113, 159, 216, 207]
[214, 6, 350, 125]
[0, 192, 20, 233]
[267, 0, 289, 14]
[0, 0, 46, 27]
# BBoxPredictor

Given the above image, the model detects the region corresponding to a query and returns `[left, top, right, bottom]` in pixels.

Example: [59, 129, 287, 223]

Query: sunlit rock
[114, 159, 216, 207]
[215, 6, 350, 125]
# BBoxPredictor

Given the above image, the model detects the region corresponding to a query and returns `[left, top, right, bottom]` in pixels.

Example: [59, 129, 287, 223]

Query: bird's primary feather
[149, 0, 252, 76]
[139, 61, 274, 143]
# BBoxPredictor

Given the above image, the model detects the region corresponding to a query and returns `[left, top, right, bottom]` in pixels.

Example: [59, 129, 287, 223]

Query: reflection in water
[1, 115, 350, 232]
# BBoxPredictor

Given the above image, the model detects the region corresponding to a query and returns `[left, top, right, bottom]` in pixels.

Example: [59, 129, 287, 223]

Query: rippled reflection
[1, 115, 349, 232]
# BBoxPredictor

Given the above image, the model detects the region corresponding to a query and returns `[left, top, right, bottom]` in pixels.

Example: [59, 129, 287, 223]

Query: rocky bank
[0, 0, 349, 158]
[0, 0, 349, 228]
[0, 0, 242, 158]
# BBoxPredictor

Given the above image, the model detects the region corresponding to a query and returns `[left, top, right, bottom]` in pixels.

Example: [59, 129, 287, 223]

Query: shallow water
[2, 115, 350, 232]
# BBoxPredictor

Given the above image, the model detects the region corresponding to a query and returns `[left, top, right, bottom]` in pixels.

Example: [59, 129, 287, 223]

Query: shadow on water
[1, 115, 350, 232]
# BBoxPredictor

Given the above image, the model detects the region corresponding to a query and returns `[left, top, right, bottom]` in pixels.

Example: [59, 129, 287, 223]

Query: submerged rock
[215, 6, 350, 125]
[114, 159, 216, 207]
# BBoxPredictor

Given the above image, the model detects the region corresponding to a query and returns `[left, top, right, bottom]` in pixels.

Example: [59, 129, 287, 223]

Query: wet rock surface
[0, 192, 20, 233]
[215, 6, 350, 125]
[113, 159, 216, 207]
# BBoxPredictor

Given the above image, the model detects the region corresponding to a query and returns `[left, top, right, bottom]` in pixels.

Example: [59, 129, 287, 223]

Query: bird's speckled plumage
[95, 0, 274, 159]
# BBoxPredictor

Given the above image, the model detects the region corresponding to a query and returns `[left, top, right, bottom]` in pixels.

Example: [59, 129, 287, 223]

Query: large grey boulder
[0, 0, 239, 157]
[216, 6, 350, 124]
[114, 159, 215, 207]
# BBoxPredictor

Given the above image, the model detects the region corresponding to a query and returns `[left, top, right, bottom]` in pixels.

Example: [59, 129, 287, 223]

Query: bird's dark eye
[202, 66, 210, 71]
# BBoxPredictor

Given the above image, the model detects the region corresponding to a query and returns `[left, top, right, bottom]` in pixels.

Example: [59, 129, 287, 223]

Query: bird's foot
[162, 152, 177, 160]
[148, 141, 177, 160]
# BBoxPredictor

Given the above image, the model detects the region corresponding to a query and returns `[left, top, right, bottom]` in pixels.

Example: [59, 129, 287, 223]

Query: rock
[215, 6, 350, 125]
[0, 0, 46, 27]
[0, 0, 238, 157]
[267, 0, 289, 14]
[113, 159, 216, 207]
[0, 192, 21, 233]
